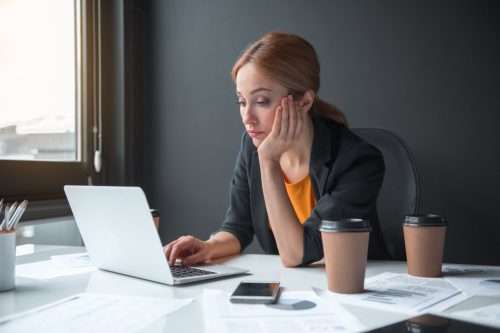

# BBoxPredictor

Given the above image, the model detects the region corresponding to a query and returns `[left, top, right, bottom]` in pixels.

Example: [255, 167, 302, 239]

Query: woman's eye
[256, 100, 269, 106]
[237, 100, 246, 107]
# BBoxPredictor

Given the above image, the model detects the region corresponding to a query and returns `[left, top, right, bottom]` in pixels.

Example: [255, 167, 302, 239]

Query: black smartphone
[229, 281, 280, 304]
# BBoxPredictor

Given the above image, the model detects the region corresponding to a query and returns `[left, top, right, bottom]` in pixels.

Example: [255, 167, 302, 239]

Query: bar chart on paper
[318, 272, 464, 315]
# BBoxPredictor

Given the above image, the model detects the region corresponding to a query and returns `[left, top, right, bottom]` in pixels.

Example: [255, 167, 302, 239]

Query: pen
[8, 201, 25, 231]
[7, 205, 19, 230]
[10, 200, 28, 231]
[0, 203, 10, 231]
[0, 199, 4, 231]
[5, 202, 18, 231]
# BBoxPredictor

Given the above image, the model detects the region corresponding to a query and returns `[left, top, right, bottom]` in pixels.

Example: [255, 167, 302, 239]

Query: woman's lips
[248, 130, 264, 138]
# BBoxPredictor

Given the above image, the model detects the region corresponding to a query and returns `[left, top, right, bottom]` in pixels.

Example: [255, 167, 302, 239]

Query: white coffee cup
[0, 230, 16, 292]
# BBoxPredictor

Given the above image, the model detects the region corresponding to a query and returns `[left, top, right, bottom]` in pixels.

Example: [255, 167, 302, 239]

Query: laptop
[64, 185, 248, 285]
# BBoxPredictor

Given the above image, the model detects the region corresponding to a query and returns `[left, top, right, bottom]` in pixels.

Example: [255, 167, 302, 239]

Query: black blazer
[216, 116, 391, 265]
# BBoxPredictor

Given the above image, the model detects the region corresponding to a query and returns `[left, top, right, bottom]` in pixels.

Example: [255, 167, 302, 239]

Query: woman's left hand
[257, 95, 305, 161]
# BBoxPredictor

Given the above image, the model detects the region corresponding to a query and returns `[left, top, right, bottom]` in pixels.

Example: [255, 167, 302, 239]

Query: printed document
[443, 264, 500, 296]
[203, 289, 365, 333]
[0, 293, 193, 333]
[317, 272, 464, 315]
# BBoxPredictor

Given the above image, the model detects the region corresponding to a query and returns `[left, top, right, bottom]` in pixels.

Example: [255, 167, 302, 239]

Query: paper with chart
[0, 293, 193, 333]
[443, 264, 500, 296]
[317, 272, 463, 315]
[203, 289, 365, 333]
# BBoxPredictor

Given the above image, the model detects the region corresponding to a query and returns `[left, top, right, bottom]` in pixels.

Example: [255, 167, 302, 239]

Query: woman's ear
[298, 89, 315, 112]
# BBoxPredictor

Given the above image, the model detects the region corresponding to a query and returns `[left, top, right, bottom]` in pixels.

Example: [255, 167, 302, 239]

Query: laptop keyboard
[170, 265, 217, 278]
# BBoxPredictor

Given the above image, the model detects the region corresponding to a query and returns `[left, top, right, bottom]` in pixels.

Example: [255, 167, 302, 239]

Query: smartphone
[229, 281, 280, 304]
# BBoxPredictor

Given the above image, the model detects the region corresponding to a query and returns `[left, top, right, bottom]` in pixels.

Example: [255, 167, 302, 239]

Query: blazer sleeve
[301, 143, 385, 265]
[213, 132, 255, 251]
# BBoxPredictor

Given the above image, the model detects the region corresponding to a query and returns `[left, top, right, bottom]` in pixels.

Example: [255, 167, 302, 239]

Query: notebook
[64, 185, 248, 285]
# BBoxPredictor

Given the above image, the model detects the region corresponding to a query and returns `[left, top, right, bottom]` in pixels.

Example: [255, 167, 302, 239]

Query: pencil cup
[320, 219, 371, 294]
[0, 230, 16, 292]
[403, 214, 447, 277]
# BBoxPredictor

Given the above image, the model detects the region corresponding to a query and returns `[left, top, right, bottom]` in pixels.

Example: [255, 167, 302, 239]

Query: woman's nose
[241, 106, 256, 125]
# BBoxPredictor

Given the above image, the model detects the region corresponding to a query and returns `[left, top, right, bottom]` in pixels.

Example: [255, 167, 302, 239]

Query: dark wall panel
[148, 0, 500, 264]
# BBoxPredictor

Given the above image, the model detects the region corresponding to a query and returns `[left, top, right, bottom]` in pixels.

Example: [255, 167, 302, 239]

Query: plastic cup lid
[403, 214, 447, 226]
[319, 219, 372, 233]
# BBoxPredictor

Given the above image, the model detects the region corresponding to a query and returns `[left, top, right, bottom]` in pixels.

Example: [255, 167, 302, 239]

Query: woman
[164, 32, 390, 267]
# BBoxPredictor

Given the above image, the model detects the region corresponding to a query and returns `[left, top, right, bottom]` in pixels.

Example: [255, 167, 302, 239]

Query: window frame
[0, 0, 103, 220]
[0, 0, 149, 221]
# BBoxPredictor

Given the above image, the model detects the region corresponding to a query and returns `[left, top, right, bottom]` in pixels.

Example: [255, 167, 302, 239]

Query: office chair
[352, 128, 420, 260]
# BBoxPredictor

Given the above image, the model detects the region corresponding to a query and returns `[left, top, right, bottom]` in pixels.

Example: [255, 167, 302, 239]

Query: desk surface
[2, 245, 500, 332]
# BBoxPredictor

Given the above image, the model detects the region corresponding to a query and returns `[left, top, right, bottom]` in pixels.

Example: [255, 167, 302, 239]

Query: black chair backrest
[352, 128, 420, 260]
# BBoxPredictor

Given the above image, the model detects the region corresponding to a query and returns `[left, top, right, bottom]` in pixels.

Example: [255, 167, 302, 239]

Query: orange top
[284, 174, 317, 224]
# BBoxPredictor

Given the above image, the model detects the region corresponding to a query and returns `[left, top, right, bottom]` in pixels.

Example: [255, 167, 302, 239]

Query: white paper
[317, 272, 463, 315]
[51, 252, 93, 268]
[16, 260, 96, 279]
[16, 244, 35, 256]
[451, 302, 500, 329]
[203, 289, 365, 333]
[443, 264, 500, 296]
[426, 292, 472, 313]
[0, 293, 193, 333]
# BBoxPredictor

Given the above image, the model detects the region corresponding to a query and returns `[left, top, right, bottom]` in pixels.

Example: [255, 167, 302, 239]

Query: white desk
[2, 245, 500, 332]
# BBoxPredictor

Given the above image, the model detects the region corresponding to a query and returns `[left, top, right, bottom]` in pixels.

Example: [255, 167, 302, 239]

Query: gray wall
[147, 0, 500, 265]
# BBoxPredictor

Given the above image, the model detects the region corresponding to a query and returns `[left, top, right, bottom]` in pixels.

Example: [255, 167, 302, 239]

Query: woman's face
[235, 63, 289, 147]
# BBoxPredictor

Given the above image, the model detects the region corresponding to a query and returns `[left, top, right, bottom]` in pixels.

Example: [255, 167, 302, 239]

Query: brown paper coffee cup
[403, 214, 447, 277]
[320, 219, 371, 294]
[150, 209, 160, 230]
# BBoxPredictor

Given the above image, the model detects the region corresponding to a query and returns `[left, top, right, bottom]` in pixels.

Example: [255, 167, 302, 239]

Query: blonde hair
[232, 32, 348, 127]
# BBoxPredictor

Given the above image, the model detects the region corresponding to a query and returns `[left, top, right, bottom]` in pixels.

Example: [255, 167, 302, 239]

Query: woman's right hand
[257, 95, 305, 162]
[163, 235, 212, 266]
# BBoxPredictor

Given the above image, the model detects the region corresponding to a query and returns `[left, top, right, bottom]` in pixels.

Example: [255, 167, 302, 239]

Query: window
[0, 0, 81, 162]
[0, 0, 141, 220]
[0, 0, 96, 219]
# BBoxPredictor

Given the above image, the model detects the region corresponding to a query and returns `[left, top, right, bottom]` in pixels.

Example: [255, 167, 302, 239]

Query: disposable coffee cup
[320, 219, 371, 294]
[0, 230, 16, 292]
[151, 209, 160, 230]
[403, 214, 447, 277]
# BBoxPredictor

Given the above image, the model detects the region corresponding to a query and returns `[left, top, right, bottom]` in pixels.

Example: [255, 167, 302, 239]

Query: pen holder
[0, 230, 16, 292]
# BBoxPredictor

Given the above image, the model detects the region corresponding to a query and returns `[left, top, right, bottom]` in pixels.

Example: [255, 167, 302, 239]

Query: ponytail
[312, 98, 348, 128]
